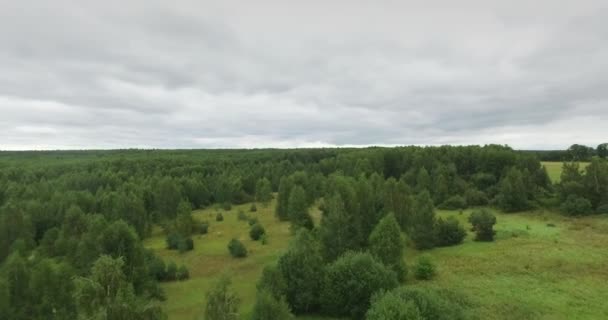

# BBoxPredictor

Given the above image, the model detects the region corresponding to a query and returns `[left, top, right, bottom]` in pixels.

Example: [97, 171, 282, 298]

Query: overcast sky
[1, 0, 607, 150]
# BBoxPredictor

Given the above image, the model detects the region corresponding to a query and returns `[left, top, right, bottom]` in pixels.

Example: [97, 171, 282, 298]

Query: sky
[1, 0, 607, 150]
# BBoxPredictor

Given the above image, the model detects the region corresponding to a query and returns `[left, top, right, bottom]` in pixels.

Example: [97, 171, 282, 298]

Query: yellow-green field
[542, 161, 589, 183]
[145, 201, 608, 320]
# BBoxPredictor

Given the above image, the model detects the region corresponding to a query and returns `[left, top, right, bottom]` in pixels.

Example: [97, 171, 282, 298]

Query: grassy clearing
[542, 161, 589, 183]
[146, 202, 608, 320]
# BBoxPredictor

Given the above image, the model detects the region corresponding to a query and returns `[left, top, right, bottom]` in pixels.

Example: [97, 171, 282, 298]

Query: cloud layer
[1, 0, 607, 150]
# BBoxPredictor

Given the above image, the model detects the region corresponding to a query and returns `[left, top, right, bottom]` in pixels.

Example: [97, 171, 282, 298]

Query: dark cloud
[1, 0, 607, 150]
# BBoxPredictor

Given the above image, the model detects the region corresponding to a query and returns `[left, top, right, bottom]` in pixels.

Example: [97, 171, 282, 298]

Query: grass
[541, 161, 589, 183]
[146, 202, 608, 320]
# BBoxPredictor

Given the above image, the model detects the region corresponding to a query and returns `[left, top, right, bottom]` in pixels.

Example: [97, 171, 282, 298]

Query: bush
[414, 256, 436, 280]
[237, 210, 248, 221]
[597, 204, 608, 214]
[178, 237, 194, 253]
[166, 261, 177, 281]
[468, 209, 497, 241]
[560, 195, 593, 216]
[250, 223, 266, 241]
[260, 234, 268, 245]
[435, 216, 466, 246]
[248, 217, 259, 226]
[321, 252, 398, 319]
[195, 221, 209, 234]
[439, 195, 467, 210]
[176, 265, 189, 280]
[228, 238, 247, 258]
[216, 212, 224, 222]
[222, 202, 232, 211]
[464, 188, 489, 206]
[250, 203, 258, 212]
[147, 253, 167, 281]
[366, 287, 467, 320]
[251, 290, 294, 320]
[204, 276, 240, 320]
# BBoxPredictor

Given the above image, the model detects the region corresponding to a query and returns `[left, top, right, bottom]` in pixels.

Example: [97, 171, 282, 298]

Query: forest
[0, 144, 607, 320]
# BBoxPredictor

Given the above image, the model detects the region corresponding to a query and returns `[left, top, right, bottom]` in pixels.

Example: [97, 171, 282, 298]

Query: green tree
[287, 186, 313, 231]
[255, 178, 273, 205]
[227, 239, 247, 258]
[204, 276, 240, 320]
[275, 177, 294, 221]
[256, 265, 287, 300]
[435, 216, 466, 246]
[410, 191, 437, 250]
[249, 223, 266, 241]
[277, 229, 323, 314]
[496, 167, 529, 212]
[416, 168, 432, 193]
[414, 256, 436, 280]
[320, 193, 361, 261]
[366, 292, 422, 320]
[469, 209, 497, 241]
[321, 252, 398, 319]
[154, 177, 181, 219]
[367, 287, 466, 320]
[368, 213, 406, 281]
[598, 143, 608, 159]
[251, 290, 294, 320]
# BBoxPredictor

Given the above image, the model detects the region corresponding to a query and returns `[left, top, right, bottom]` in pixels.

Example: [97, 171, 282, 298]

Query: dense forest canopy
[0, 145, 607, 319]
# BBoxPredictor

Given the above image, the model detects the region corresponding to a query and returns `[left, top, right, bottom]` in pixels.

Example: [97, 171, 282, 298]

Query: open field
[145, 200, 608, 320]
[541, 161, 589, 183]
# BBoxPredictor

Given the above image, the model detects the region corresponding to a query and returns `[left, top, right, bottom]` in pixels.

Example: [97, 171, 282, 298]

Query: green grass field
[145, 200, 608, 320]
[541, 161, 589, 183]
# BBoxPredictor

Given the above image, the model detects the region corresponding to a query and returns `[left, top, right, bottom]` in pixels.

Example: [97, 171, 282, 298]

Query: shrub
[251, 290, 294, 320]
[216, 212, 224, 222]
[222, 202, 232, 211]
[204, 276, 240, 320]
[147, 253, 167, 281]
[464, 188, 489, 206]
[166, 261, 177, 281]
[321, 252, 398, 319]
[178, 237, 194, 253]
[250, 203, 258, 212]
[596, 204, 608, 214]
[237, 210, 248, 221]
[260, 234, 268, 245]
[435, 216, 466, 246]
[248, 217, 259, 226]
[250, 223, 266, 241]
[366, 287, 467, 320]
[560, 195, 593, 216]
[195, 221, 209, 234]
[439, 195, 467, 210]
[166, 232, 181, 250]
[468, 209, 497, 241]
[176, 265, 189, 280]
[414, 256, 436, 280]
[228, 238, 247, 258]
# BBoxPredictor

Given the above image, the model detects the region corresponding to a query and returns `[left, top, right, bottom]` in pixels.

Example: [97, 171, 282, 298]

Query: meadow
[146, 199, 608, 319]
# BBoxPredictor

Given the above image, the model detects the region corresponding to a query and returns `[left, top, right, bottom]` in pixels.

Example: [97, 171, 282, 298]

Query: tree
[277, 229, 323, 314]
[496, 167, 529, 212]
[320, 193, 361, 261]
[154, 177, 181, 219]
[251, 290, 295, 320]
[275, 177, 294, 221]
[256, 265, 287, 300]
[567, 144, 594, 161]
[414, 256, 436, 280]
[383, 178, 413, 230]
[366, 287, 466, 320]
[255, 178, 273, 205]
[560, 195, 593, 216]
[368, 213, 406, 281]
[73, 255, 165, 320]
[469, 209, 497, 241]
[287, 186, 313, 231]
[227, 239, 247, 258]
[410, 191, 437, 250]
[416, 168, 432, 193]
[435, 216, 466, 246]
[321, 252, 398, 319]
[250, 223, 266, 241]
[204, 276, 240, 320]
[598, 143, 608, 159]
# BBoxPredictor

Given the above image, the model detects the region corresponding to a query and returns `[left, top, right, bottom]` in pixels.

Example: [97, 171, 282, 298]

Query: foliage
[227, 238, 247, 258]
[560, 195, 593, 216]
[287, 185, 313, 231]
[255, 178, 273, 205]
[216, 212, 224, 222]
[368, 212, 406, 281]
[251, 290, 294, 320]
[237, 210, 248, 221]
[439, 195, 467, 210]
[469, 209, 497, 241]
[410, 191, 437, 250]
[256, 264, 288, 299]
[496, 167, 529, 212]
[321, 251, 398, 319]
[415, 256, 436, 280]
[367, 287, 467, 320]
[204, 276, 240, 320]
[277, 229, 324, 314]
[176, 265, 189, 281]
[249, 223, 266, 241]
[435, 216, 467, 246]
[320, 193, 361, 261]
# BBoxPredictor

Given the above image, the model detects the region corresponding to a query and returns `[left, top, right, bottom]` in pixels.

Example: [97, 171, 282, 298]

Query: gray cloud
[1, 0, 607, 150]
